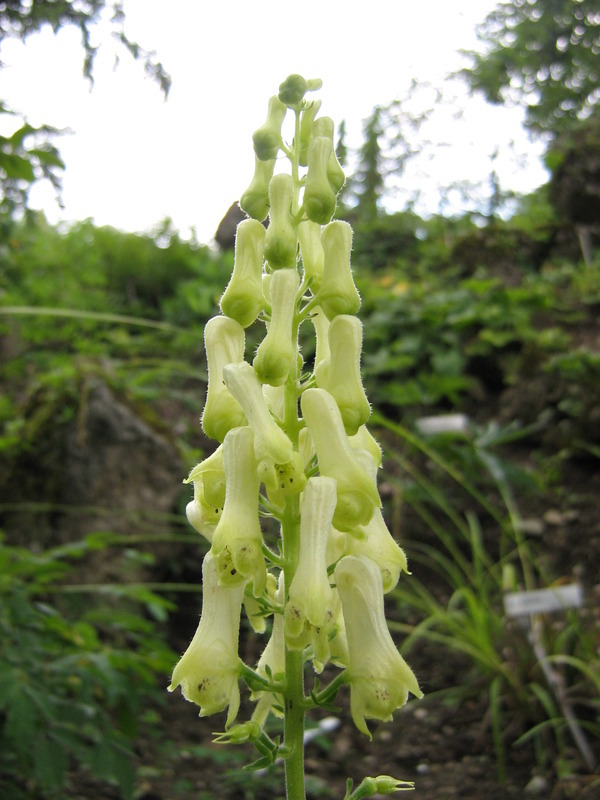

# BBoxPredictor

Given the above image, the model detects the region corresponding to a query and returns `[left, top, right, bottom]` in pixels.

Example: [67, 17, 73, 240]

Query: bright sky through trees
[1, 0, 548, 244]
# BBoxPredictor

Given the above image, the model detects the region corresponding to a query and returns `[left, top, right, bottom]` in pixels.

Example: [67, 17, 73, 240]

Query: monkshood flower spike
[169, 75, 421, 798]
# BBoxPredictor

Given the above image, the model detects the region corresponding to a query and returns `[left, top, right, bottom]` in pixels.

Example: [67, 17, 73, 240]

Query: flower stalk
[170, 75, 421, 799]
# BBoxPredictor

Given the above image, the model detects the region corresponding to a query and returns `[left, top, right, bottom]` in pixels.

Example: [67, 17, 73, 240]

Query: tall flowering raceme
[169, 75, 422, 799]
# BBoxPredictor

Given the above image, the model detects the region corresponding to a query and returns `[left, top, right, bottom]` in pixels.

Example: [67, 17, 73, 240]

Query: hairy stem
[281, 102, 313, 800]
[282, 493, 305, 800]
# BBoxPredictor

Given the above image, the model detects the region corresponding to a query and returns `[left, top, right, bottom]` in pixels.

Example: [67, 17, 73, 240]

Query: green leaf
[108, 740, 136, 800]
[1, 153, 36, 181]
[4, 687, 38, 749]
[29, 147, 65, 169]
[0, 666, 21, 710]
[8, 123, 36, 148]
[33, 733, 68, 795]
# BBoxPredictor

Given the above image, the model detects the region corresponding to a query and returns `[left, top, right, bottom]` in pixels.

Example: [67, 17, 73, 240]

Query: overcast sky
[1, 0, 548, 244]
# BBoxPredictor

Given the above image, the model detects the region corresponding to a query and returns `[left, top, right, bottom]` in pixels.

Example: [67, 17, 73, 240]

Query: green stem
[280, 105, 310, 800]
[283, 646, 306, 800]
[281, 493, 305, 800]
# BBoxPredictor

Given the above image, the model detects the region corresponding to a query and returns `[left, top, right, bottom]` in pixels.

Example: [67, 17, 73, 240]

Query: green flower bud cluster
[170, 76, 422, 796]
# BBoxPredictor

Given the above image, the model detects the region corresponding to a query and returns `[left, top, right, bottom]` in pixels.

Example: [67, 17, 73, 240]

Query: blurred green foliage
[1, 215, 230, 321]
[0, 215, 231, 442]
[462, 0, 600, 136]
[0, 532, 175, 798]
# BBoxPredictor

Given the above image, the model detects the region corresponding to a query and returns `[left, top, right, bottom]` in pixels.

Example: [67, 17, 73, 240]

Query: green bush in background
[0, 533, 175, 798]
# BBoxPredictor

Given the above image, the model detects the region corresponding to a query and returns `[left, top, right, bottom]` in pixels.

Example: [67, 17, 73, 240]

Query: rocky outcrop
[215, 202, 246, 250]
[1, 380, 184, 578]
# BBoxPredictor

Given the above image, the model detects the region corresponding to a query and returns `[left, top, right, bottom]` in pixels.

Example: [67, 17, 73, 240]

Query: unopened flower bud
[310, 306, 330, 370]
[317, 221, 361, 320]
[278, 73, 308, 107]
[187, 447, 226, 511]
[184, 444, 226, 542]
[201, 316, 247, 442]
[301, 388, 380, 531]
[253, 268, 299, 386]
[372, 775, 415, 793]
[298, 98, 322, 166]
[350, 775, 415, 797]
[349, 426, 383, 469]
[168, 552, 244, 727]
[313, 115, 345, 193]
[253, 95, 287, 161]
[312, 115, 333, 139]
[185, 498, 217, 543]
[298, 425, 315, 469]
[315, 314, 370, 435]
[223, 362, 292, 462]
[264, 173, 298, 269]
[240, 156, 276, 221]
[348, 508, 409, 593]
[220, 219, 266, 328]
[357, 778, 378, 797]
[285, 477, 337, 670]
[262, 382, 285, 421]
[262, 271, 272, 302]
[244, 572, 277, 634]
[213, 720, 262, 744]
[298, 219, 324, 289]
[210, 426, 267, 594]
[223, 362, 306, 499]
[334, 555, 422, 737]
[329, 598, 349, 667]
[303, 136, 337, 224]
